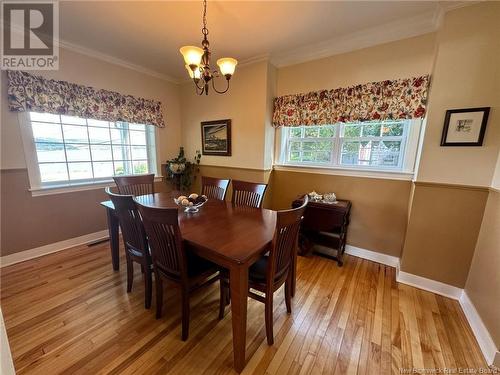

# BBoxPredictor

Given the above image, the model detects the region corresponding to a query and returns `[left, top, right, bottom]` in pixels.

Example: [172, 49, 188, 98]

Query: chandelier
[179, 0, 237, 95]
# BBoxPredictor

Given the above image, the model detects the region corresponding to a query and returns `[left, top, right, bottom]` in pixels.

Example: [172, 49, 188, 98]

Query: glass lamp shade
[217, 57, 238, 76]
[179, 46, 204, 67]
[185, 65, 201, 80]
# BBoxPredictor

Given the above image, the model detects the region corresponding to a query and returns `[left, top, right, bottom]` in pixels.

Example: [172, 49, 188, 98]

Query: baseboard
[459, 291, 498, 365]
[0, 309, 15, 375]
[0, 230, 109, 268]
[395, 266, 463, 300]
[345, 245, 400, 268]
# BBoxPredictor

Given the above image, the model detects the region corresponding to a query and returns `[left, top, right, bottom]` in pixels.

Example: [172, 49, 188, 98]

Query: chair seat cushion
[249, 255, 269, 282]
[186, 252, 217, 278]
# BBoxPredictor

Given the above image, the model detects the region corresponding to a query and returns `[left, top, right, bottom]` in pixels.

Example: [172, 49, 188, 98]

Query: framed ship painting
[201, 119, 232, 156]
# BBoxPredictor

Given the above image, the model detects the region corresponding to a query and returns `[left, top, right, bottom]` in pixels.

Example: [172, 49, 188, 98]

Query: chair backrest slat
[201, 176, 230, 201]
[106, 188, 149, 259]
[135, 203, 186, 279]
[268, 196, 308, 282]
[231, 180, 267, 208]
[114, 174, 155, 196]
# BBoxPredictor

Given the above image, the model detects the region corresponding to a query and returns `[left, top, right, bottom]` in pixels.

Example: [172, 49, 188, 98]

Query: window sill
[273, 164, 414, 181]
[29, 176, 164, 197]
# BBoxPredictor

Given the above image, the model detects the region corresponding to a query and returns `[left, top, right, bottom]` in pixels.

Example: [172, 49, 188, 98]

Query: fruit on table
[189, 193, 198, 200]
[177, 193, 207, 206]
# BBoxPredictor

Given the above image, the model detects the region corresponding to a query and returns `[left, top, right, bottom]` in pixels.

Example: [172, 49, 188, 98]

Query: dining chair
[201, 176, 230, 200]
[220, 195, 308, 345]
[113, 174, 155, 196]
[231, 180, 268, 208]
[105, 188, 153, 309]
[134, 202, 222, 341]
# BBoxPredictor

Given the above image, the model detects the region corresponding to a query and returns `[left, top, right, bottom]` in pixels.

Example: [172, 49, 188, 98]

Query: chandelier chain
[202, 0, 208, 36]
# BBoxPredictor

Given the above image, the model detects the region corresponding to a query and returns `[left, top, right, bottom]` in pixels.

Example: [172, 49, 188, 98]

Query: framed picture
[201, 119, 232, 156]
[440, 107, 490, 146]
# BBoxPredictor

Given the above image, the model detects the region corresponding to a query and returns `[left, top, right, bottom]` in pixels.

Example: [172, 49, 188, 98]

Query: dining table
[100, 192, 276, 372]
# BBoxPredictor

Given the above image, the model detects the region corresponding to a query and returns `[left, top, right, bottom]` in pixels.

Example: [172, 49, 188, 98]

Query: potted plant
[166, 147, 201, 191]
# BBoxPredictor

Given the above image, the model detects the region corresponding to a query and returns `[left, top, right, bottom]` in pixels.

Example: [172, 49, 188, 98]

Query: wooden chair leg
[126, 257, 134, 293]
[291, 251, 297, 298]
[265, 294, 274, 345]
[218, 279, 226, 320]
[181, 288, 190, 341]
[155, 277, 163, 319]
[144, 266, 152, 309]
[285, 274, 292, 314]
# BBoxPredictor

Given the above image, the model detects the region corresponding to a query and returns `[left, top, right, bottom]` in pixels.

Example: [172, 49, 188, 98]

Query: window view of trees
[286, 121, 407, 169]
[29, 112, 155, 184]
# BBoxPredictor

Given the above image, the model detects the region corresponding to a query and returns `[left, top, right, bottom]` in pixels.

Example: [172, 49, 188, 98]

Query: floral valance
[7, 70, 165, 128]
[272, 75, 430, 127]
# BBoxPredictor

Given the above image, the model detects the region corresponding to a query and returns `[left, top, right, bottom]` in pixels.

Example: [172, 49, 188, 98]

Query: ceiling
[59, 1, 462, 82]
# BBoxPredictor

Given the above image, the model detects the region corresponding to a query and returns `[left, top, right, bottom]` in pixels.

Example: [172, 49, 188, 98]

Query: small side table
[292, 197, 351, 266]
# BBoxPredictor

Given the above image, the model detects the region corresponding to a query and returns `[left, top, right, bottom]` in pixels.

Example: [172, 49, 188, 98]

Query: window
[21, 111, 157, 189]
[281, 120, 421, 173]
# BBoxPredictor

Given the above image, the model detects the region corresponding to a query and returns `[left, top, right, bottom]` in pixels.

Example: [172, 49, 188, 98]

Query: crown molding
[57, 39, 181, 84]
[270, 9, 440, 68]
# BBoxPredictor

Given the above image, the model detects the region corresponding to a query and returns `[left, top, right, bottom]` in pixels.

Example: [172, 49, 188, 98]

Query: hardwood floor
[0, 241, 488, 374]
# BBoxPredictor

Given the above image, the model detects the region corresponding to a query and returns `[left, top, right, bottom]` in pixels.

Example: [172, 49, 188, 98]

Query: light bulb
[185, 65, 201, 80]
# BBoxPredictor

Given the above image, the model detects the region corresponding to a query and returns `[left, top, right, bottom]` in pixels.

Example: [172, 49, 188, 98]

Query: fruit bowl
[174, 193, 208, 213]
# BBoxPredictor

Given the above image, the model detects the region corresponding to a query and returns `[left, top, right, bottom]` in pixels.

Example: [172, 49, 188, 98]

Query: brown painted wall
[0, 169, 170, 256]
[464, 189, 500, 347]
[270, 170, 412, 257]
[400, 183, 489, 288]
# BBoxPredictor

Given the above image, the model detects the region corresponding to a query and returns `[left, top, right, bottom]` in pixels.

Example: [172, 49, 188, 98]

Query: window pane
[131, 146, 147, 160]
[68, 162, 93, 180]
[113, 122, 129, 130]
[362, 123, 381, 137]
[87, 119, 109, 127]
[132, 160, 148, 174]
[382, 123, 404, 136]
[290, 128, 302, 138]
[129, 123, 145, 131]
[340, 141, 361, 165]
[342, 124, 361, 137]
[66, 144, 91, 162]
[88, 127, 111, 144]
[32, 122, 63, 143]
[90, 145, 113, 161]
[304, 127, 319, 138]
[39, 163, 68, 182]
[63, 125, 88, 143]
[129, 131, 146, 145]
[30, 112, 60, 123]
[114, 160, 132, 175]
[290, 151, 300, 161]
[93, 162, 114, 178]
[319, 126, 335, 137]
[60, 115, 86, 125]
[35, 143, 65, 163]
[290, 141, 301, 151]
[113, 145, 131, 161]
[315, 151, 331, 163]
[302, 151, 314, 162]
[110, 128, 128, 144]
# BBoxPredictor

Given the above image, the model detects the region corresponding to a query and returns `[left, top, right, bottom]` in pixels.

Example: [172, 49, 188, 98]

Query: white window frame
[276, 119, 422, 180]
[18, 112, 159, 195]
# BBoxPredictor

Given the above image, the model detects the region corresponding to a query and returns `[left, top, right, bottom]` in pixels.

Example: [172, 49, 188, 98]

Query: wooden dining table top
[112, 192, 277, 265]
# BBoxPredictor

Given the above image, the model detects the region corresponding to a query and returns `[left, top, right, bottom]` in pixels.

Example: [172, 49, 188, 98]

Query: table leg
[106, 207, 120, 271]
[230, 264, 249, 373]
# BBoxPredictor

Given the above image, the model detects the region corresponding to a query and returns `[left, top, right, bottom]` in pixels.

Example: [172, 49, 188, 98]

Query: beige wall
[401, 3, 500, 287]
[271, 170, 412, 257]
[401, 183, 489, 287]
[416, 3, 500, 187]
[0, 47, 182, 255]
[277, 33, 436, 96]
[180, 61, 273, 170]
[464, 189, 500, 348]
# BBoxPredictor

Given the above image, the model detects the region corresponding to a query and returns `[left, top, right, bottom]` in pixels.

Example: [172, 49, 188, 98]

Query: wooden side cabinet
[292, 197, 351, 266]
